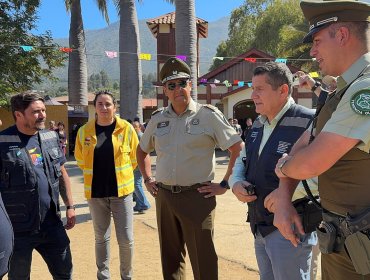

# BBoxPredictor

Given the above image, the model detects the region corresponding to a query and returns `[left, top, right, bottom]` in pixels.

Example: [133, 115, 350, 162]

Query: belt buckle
[171, 185, 182, 194]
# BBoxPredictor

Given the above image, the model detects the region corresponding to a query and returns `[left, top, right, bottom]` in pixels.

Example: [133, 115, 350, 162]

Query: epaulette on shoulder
[151, 108, 165, 116]
[202, 104, 218, 112]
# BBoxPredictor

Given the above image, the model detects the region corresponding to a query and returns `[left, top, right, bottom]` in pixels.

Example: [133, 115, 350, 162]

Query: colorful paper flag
[245, 58, 256, 63]
[60, 47, 73, 53]
[176, 55, 187, 61]
[105, 51, 118, 58]
[139, 53, 151, 60]
[309, 72, 319, 78]
[275, 58, 287, 64]
[238, 81, 245, 87]
[20, 46, 33, 52]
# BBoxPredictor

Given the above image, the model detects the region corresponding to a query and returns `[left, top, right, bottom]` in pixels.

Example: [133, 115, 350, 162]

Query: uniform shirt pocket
[186, 125, 205, 135]
[154, 125, 171, 147]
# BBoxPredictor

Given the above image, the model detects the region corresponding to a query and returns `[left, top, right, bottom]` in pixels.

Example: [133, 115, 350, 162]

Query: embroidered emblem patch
[277, 141, 291, 154]
[191, 119, 200, 125]
[350, 90, 370, 115]
[157, 121, 169, 128]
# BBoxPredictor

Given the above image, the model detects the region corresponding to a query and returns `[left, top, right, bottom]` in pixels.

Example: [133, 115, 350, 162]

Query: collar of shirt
[337, 52, 370, 91]
[258, 97, 295, 155]
[259, 97, 296, 128]
[166, 99, 197, 117]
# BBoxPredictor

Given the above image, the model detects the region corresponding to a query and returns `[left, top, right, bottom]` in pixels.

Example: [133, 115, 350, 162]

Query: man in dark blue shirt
[0, 92, 76, 280]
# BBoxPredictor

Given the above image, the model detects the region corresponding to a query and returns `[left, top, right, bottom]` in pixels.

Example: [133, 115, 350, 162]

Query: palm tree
[65, 0, 109, 106]
[166, 0, 198, 101]
[112, 0, 143, 122]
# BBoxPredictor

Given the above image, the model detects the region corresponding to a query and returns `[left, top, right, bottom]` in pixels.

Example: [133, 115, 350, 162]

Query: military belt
[157, 182, 202, 194]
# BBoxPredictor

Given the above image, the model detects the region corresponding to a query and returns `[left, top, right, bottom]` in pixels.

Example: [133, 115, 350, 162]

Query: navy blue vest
[0, 192, 13, 277]
[245, 104, 314, 237]
[0, 126, 63, 233]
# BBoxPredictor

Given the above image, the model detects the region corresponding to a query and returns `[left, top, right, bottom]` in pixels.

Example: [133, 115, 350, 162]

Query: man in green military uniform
[262, 0, 370, 279]
[136, 57, 242, 280]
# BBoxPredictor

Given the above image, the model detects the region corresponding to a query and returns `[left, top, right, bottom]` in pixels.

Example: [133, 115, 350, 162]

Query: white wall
[223, 88, 253, 119]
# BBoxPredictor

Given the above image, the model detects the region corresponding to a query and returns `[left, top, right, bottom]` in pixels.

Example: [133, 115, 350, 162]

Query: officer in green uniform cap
[262, 1, 370, 279]
[136, 57, 242, 280]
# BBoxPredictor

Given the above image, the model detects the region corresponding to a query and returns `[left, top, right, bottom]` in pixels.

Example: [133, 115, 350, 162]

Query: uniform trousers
[321, 249, 370, 280]
[8, 223, 72, 280]
[156, 188, 217, 280]
[254, 228, 317, 280]
[88, 195, 134, 280]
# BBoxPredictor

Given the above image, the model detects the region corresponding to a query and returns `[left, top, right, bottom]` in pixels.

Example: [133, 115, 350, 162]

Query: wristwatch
[219, 179, 230, 189]
[66, 205, 75, 210]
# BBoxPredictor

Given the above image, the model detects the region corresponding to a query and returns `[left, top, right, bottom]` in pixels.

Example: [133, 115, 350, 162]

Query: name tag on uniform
[157, 121, 169, 128]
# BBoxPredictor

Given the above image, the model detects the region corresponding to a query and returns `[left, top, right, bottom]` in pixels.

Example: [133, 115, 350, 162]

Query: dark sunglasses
[166, 80, 189, 90]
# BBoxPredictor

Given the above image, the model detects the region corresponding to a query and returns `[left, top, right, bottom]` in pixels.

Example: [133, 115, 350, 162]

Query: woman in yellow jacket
[74, 91, 139, 280]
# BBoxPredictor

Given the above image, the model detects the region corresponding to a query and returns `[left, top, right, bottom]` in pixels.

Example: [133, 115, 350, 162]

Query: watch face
[220, 180, 230, 189]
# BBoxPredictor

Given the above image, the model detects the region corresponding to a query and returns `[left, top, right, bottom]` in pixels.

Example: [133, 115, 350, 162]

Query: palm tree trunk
[68, 0, 88, 106]
[175, 0, 198, 101]
[119, 0, 143, 122]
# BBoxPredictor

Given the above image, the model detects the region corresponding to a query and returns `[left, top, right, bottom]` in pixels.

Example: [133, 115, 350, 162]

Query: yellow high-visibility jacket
[74, 117, 139, 199]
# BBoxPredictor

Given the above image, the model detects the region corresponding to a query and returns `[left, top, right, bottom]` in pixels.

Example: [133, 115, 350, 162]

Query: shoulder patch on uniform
[151, 108, 165, 116]
[350, 89, 370, 115]
[202, 104, 217, 112]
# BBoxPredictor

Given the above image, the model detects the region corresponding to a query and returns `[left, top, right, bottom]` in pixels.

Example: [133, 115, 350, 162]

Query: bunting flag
[247, 82, 252, 87]
[245, 58, 256, 63]
[275, 58, 287, 64]
[238, 81, 245, 87]
[139, 53, 151, 60]
[309, 72, 319, 78]
[214, 79, 220, 84]
[176, 55, 187, 61]
[105, 51, 118, 58]
[223, 80, 232, 87]
[6, 43, 318, 64]
[200, 78, 207, 84]
[20, 46, 33, 52]
[60, 47, 73, 53]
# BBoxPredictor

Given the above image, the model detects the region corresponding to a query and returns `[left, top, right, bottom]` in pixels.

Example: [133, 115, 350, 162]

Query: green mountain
[52, 16, 230, 84]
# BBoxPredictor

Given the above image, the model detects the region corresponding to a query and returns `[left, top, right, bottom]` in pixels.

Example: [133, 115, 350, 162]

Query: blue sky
[35, 0, 245, 38]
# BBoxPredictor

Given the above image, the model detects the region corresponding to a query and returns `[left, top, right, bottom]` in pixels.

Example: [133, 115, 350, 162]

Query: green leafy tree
[209, 0, 271, 70]
[210, 0, 314, 71]
[0, 1, 65, 105]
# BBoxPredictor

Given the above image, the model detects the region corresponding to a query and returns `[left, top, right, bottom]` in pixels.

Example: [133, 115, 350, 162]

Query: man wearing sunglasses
[137, 57, 242, 280]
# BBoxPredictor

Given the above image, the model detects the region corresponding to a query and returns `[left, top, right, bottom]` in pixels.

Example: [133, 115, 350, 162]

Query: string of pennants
[197, 70, 319, 88]
[12, 44, 316, 63]
[10, 44, 320, 88]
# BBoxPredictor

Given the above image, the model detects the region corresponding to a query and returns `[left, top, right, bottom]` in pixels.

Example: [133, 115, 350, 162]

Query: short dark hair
[10, 92, 45, 120]
[93, 90, 117, 107]
[57, 121, 65, 128]
[329, 22, 369, 45]
[253, 62, 293, 95]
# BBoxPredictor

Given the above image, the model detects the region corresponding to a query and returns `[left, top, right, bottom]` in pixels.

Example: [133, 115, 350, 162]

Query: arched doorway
[233, 100, 257, 131]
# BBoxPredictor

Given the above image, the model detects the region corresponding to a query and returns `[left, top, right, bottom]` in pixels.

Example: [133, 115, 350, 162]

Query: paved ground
[4, 150, 320, 279]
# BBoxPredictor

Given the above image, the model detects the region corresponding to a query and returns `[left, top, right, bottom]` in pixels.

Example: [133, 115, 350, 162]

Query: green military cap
[301, 0, 370, 43]
[159, 57, 191, 84]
